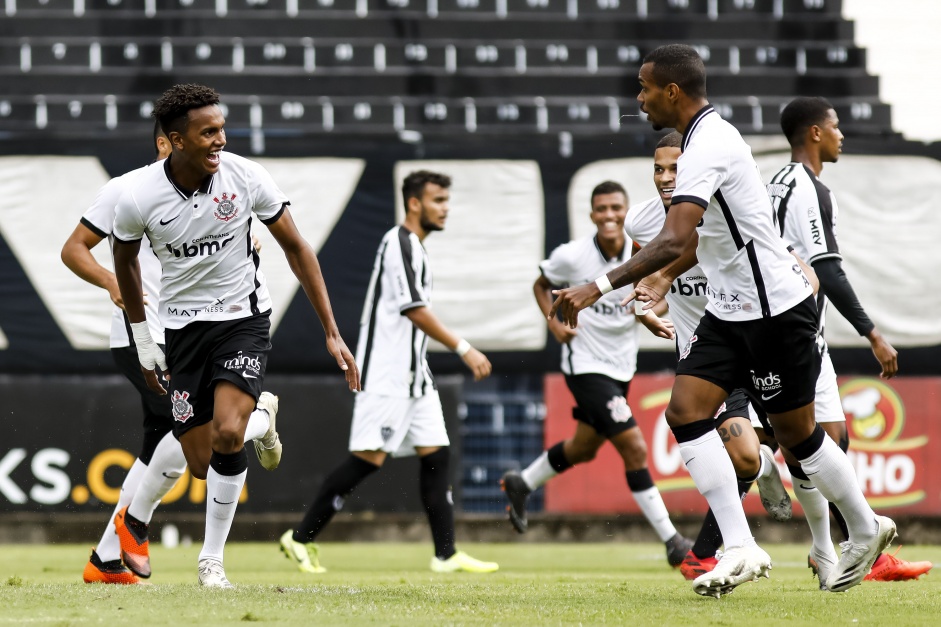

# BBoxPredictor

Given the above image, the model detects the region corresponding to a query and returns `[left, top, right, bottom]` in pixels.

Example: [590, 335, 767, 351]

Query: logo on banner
[840, 378, 928, 507]
[212, 192, 239, 223]
[171, 390, 194, 423]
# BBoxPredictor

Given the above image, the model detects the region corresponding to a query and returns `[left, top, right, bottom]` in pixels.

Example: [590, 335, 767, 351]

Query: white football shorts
[348, 390, 450, 457]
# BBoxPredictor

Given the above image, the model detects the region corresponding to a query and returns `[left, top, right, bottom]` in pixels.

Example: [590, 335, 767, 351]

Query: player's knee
[729, 446, 760, 478]
[211, 425, 244, 453]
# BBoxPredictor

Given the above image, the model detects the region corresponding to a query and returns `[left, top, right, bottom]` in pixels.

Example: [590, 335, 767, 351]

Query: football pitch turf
[1, 542, 939, 626]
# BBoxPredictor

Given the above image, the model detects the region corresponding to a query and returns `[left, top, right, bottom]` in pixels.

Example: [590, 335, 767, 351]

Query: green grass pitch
[1, 542, 939, 625]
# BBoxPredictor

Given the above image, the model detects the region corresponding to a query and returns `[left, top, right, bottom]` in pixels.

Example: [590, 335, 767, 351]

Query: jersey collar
[681, 104, 715, 152]
[593, 234, 625, 263]
[163, 155, 215, 199]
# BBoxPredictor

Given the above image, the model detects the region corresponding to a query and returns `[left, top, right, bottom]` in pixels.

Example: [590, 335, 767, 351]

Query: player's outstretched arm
[266, 207, 360, 391]
[549, 202, 702, 328]
[114, 238, 168, 395]
[61, 223, 125, 309]
[404, 306, 492, 381]
[813, 257, 898, 379]
[533, 275, 577, 344]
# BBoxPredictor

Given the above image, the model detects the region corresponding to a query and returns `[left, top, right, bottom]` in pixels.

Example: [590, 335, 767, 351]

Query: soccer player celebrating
[767, 96, 931, 585]
[280, 170, 498, 575]
[549, 44, 896, 596]
[623, 133, 793, 580]
[63, 123, 188, 584]
[112, 84, 359, 588]
[501, 181, 694, 567]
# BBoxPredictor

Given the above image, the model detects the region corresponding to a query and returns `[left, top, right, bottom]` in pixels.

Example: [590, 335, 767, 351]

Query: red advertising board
[544, 373, 941, 516]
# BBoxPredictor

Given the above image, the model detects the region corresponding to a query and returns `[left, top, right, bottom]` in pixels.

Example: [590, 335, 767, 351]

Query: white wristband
[130, 321, 155, 349]
[594, 274, 613, 295]
[455, 339, 472, 357]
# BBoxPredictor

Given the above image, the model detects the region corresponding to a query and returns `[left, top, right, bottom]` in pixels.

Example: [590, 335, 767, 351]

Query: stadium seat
[98, 40, 165, 70]
[434, 0, 499, 18]
[504, 0, 572, 19]
[382, 41, 449, 73]
[7, 0, 77, 15]
[20, 39, 90, 72]
[455, 42, 522, 72]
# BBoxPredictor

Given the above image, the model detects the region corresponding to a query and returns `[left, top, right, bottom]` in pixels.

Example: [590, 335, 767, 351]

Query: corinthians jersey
[540, 235, 638, 381]
[113, 152, 287, 330]
[356, 226, 435, 398]
[625, 195, 708, 354]
[81, 163, 165, 348]
[673, 106, 813, 321]
[768, 162, 841, 345]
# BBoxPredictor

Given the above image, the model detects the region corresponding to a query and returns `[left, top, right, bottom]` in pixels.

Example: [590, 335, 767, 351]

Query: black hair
[402, 170, 452, 207]
[152, 84, 221, 137]
[655, 131, 683, 151]
[642, 44, 707, 100]
[590, 181, 627, 206]
[780, 96, 834, 147]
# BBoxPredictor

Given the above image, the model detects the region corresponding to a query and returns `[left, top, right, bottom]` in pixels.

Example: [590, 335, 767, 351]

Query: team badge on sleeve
[171, 390, 195, 423]
[212, 192, 239, 223]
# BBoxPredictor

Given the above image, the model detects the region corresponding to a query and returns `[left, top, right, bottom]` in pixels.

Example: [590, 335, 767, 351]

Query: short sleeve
[386, 228, 429, 313]
[672, 139, 727, 209]
[112, 186, 145, 243]
[81, 176, 126, 237]
[539, 242, 575, 287]
[780, 183, 840, 264]
[247, 160, 290, 225]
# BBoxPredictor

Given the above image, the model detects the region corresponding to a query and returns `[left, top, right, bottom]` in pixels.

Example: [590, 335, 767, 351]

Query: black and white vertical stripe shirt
[673, 105, 813, 320]
[113, 152, 287, 330]
[356, 225, 435, 398]
[768, 162, 842, 343]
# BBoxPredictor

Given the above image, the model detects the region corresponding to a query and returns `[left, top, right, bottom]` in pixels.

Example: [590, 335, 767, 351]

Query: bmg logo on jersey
[224, 351, 262, 379]
[670, 275, 707, 298]
[165, 232, 234, 258]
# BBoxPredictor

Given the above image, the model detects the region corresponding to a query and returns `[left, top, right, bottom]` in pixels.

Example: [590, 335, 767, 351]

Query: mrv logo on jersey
[670, 276, 707, 298]
[164, 232, 235, 258]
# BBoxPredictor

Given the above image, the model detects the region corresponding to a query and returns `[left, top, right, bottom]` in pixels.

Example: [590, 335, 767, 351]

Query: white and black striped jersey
[540, 235, 638, 381]
[81, 163, 164, 347]
[113, 152, 287, 330]
[356, 226, 435, 398]
[768, 162, 841, 345]
[673, 106, 813, 321]
[625, 196, 708, 354]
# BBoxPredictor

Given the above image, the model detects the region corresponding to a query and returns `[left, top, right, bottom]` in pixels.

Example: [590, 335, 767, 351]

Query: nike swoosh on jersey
[159, 215, 181, 226]
[761, 391, 783, 401]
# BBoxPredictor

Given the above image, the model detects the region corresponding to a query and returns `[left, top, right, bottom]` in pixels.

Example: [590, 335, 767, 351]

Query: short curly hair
[152, 84, 220, 136]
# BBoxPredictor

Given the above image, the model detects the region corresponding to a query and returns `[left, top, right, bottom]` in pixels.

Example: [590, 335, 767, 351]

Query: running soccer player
[64, 124, 281, 584]
[622, 132, 793, 581]
[549, 44, 896, 596]
[767, 96, 931, 585]
[501, 180, 694, 568]
[112, 84, 359, 588]
[62, 123, 188, 584]
[280, 170, 498, 575]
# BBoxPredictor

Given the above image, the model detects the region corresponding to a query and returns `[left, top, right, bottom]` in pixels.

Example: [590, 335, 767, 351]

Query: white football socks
[632, 486, 677, 542]
[243, 408, 271, 443]
[520, 451, 557, 490]
[679, 430, 755, 549]
[198, 466, 247, 565]
[791, 477, 835, 556]
[127, 431, 188, 524]
[798, 435, 876, 542]
[95, 459, 147, 562]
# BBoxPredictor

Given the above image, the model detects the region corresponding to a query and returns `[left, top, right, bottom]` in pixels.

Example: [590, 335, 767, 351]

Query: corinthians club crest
[212, 192, 239, 223]
[171, 390, 194, 423]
